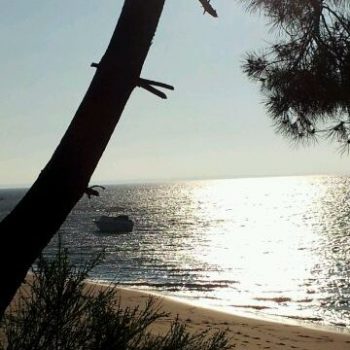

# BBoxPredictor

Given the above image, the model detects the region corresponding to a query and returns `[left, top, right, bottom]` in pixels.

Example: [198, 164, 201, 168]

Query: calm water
[1, 176, 350, 329]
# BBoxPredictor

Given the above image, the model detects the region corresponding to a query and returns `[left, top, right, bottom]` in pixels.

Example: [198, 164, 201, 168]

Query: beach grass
[0, 247, 230, 350]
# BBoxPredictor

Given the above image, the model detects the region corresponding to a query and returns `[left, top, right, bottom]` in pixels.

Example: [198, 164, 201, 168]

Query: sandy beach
[5, 276, 350, 349]
[84, 281, 350, 350]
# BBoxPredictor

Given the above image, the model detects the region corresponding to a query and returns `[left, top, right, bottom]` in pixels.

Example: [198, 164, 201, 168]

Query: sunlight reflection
[186, 177, 331, 310]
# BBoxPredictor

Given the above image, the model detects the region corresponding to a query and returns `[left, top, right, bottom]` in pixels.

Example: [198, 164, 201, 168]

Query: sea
[1, 175, 350, 330]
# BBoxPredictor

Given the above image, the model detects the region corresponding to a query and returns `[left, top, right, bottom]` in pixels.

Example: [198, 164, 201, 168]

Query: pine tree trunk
[0, 0, 165, 318]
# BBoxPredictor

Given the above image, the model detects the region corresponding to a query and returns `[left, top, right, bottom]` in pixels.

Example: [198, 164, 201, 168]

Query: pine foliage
[242, 0, 350, 153]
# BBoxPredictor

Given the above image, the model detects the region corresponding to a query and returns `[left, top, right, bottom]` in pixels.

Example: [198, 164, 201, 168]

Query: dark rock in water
[286, 315, 323, 322]
[331, 322, 347, 327]
[254, 296, 292, 303]
[231, 304, 271, 310]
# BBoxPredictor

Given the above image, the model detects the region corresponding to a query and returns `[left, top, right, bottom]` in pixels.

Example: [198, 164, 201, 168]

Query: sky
[1, 0, 350, 187]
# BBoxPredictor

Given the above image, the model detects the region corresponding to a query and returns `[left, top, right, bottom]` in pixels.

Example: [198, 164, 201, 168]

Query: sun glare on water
[176, 177, 349, 322]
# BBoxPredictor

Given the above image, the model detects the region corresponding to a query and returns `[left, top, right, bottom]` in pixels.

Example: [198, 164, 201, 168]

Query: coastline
[89, 280, 349, 334]
[86, 280, 350, 350]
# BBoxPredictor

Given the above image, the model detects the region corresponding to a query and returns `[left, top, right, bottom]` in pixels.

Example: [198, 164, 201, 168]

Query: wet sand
[90, 282, 350, 350]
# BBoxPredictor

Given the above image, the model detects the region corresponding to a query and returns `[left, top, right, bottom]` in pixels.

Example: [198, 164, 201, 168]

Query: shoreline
[85, 280, 350, 350]
[8, 275, 350, 350]
[88, 279, 350, 336]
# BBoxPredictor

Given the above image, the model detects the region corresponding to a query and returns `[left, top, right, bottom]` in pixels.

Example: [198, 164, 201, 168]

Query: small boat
[94, 215, 134, 233]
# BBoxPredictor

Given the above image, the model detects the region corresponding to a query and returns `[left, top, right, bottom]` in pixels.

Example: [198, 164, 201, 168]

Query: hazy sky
[1, 0, 350, 187]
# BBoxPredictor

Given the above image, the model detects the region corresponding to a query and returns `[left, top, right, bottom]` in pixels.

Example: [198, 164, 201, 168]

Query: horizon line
[0, 172, 347, 190]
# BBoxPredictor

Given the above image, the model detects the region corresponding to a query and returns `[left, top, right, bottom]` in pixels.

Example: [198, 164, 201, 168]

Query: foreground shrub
[0, 246, 231, 350]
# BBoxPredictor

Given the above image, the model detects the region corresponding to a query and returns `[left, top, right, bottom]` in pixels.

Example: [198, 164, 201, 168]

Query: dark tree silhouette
[242, 0, 350, 153]
[0, 0, 166, 318]
[0, 0, 218, 318]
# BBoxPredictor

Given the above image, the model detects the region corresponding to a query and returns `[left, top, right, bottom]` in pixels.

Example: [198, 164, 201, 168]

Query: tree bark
[0, 0, 165, 318]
